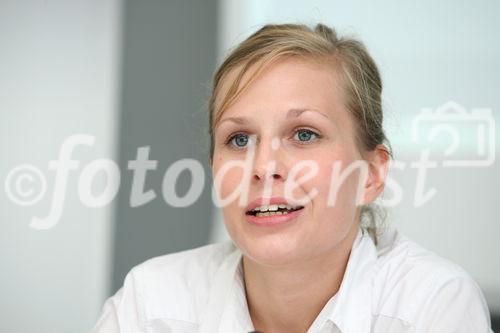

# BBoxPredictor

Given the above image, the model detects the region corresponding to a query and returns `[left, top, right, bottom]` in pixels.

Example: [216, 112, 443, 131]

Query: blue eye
[228, 133, 250, 148]
[295, 129, 319, 142]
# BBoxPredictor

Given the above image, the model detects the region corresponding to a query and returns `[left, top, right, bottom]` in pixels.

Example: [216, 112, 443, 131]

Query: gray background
[111, 0, 217, 292]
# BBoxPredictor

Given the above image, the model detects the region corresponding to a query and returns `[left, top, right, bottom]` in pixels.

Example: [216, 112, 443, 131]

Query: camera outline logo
[412, 100, 495, 167]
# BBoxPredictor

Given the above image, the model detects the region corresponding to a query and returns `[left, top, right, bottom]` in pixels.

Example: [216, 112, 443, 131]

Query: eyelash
[224, 128, 322, 149]
[293, 129, 322, 142]
[224, 132, 248, 146]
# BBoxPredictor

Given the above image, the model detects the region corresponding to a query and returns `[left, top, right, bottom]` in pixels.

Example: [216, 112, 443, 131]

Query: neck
[243, 223, 360, 333]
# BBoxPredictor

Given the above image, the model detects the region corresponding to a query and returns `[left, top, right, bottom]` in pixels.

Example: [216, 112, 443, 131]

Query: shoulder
[374, 227, 473, 289]
[105, 241, 237, 327]
[371, 227, 492, 331]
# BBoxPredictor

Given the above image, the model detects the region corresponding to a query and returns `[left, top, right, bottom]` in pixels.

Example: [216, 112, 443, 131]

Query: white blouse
[91, 225, 493, 332]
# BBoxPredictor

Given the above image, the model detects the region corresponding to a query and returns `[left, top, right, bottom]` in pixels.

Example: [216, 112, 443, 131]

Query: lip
[244, 196, 305, 227]
[244, 196, 304, 213]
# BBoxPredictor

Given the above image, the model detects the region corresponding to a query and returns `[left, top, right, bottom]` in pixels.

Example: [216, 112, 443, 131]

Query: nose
[251, 137, 287, 183]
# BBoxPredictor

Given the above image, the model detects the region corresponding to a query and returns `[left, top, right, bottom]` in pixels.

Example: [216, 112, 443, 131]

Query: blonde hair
[208, 23, 393, 245]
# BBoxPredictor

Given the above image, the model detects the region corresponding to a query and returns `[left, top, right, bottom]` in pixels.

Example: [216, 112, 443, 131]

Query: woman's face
[211, 57, 373, 266]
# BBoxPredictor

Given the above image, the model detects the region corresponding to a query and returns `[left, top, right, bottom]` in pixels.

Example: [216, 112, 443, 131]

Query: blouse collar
[198, 225, 379, 333]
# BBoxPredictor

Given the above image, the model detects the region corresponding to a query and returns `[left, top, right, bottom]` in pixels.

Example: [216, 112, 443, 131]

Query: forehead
[215, 56, 349, 122]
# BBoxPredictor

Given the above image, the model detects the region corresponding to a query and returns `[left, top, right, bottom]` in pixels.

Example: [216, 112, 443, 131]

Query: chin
[238, 235, 304, 267]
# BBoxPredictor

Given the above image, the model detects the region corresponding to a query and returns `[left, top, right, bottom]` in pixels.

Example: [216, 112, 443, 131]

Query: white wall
[214, 0, 500, 313]
[0, 0, 122, 332]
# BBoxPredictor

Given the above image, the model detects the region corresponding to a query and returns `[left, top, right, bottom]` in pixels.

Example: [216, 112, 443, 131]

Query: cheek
[212, 159, 244, 198]
[222, 171, 242, 198]
[212, 159, 246, 227]
[305, 158, 361, 244]
[309, 156, 362, 213]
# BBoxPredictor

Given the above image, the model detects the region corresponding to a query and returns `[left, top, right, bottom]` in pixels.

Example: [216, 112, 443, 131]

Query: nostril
[252, 171, 284, 181]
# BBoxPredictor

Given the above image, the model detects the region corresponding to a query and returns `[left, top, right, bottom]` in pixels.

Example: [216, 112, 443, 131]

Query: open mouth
[246, 204, 305, 217]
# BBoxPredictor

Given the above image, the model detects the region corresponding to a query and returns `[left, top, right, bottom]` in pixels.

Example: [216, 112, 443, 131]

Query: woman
[92, 23, 493, 332]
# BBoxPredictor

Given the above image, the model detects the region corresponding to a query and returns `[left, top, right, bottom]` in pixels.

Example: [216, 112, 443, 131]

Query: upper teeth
[252, 204, 295, 212]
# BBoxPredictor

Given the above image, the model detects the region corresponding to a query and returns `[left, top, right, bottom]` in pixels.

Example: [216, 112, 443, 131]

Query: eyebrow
[287, 108, 329, 119]
[218, 108, 329, 126]
[218, 116, 248, 126]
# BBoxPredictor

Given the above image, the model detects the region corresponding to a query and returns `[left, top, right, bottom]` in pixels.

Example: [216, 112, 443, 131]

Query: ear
[361, 145, 390, 205]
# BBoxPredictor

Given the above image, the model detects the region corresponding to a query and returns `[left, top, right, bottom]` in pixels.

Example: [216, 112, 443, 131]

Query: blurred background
[1, 0, 499, 332]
